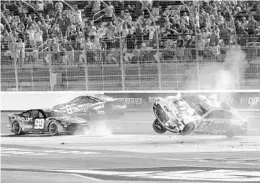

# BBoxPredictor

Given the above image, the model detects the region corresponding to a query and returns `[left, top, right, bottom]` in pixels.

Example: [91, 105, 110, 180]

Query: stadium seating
[1, 0, 260, 91]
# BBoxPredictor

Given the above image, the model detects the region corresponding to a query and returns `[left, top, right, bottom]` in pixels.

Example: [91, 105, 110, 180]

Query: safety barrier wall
[1, 91, 259, 111]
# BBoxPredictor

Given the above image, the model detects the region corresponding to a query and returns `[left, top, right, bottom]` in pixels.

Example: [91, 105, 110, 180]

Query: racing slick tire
[12, 121, 23, 135]
[179, 122, 195, 136]
[153, 119, 167, 134]
[225, 130, 235, 138]
[48, 121, 60, 136]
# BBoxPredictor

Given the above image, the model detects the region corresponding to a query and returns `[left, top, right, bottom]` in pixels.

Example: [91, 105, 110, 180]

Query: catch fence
[1, 46, 260, 91]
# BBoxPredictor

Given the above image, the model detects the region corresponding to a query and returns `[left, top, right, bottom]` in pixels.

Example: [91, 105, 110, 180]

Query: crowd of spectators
[1, 0, 260, 65]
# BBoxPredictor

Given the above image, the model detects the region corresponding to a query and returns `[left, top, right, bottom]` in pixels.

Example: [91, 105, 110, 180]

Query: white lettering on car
[66, 104, 92, 114]
[116, 98, 142, 105]
[34, 119, 44, 129]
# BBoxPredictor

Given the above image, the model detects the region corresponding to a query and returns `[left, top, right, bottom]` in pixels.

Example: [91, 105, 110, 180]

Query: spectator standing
[55, 13, 64, 30]
[36, 0, 44, 12]
[176, 35, 184, 61]
[35, 26, 43, 48]
[219, 23, 232, 45]
[197, 35, 206, 58]
[26, 26, 36, 48]
[107, 21, 116, 39]
[184, 35, 192, 61]
[210, 29, 220, 46]
[104, 2, 114, 22]
[247, 15, 258, 35]
[55, 1, 63, 14]
[51, 24, 62, 40]
[241, 17, 249, 30]
[202, 27, 211, 46]
[135, 23, 144, 49]
[92, 0, 101, 16]
[16, 39, 25, 65]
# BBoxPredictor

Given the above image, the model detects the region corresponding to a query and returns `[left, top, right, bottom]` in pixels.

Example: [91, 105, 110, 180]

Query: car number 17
[34, 119, 44, 129]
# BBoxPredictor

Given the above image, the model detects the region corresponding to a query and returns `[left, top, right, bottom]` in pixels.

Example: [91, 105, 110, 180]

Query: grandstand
[1, 0, 260, 91]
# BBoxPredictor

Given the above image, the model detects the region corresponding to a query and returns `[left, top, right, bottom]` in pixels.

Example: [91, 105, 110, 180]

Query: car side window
[70, 97, 82, 104]
[38, 111, 45, 118]
[31, 110, 40, 119]
[83, 96, 91, 103]
[22, 111, 31, 118]
[89, 97, 99, 103]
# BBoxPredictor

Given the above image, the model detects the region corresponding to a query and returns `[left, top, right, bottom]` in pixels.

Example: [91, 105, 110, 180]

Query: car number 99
[34, 119, 44, 129]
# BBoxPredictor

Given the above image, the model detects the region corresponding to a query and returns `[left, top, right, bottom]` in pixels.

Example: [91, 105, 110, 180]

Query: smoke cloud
[184, 46, 249, 90]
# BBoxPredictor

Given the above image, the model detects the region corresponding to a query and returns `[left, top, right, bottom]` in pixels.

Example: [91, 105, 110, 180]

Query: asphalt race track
[1, 111, 260, 183]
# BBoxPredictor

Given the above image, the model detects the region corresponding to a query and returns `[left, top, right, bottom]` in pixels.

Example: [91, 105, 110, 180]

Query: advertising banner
[105, 92, 260, 111]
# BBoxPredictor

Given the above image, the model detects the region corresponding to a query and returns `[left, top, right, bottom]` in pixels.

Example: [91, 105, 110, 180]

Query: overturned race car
[8, 109, 89, 136]
[152, 93, 247, 137]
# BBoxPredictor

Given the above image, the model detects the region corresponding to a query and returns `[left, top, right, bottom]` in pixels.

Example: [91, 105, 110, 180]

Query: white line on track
[72, 174, 103, 182]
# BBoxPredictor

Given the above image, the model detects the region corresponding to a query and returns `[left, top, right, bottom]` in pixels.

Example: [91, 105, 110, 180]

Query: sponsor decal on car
[65, 104, 92, 114]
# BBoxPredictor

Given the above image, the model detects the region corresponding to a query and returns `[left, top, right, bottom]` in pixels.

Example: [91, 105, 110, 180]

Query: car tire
[12, 121, 23, 135]
[225, 130, 234, 138]
[153, 119, 167, 134]
[48, 121, 59, 136]
[180, 122, 195, 135]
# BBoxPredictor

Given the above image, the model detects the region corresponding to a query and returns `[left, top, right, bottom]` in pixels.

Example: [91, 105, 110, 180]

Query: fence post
[120, 37, 125, 91]
[84, 49, 89, 91]
[48, 48, 53, 91]
[140, 0, 162, 90]
[13, 43, 19, 91]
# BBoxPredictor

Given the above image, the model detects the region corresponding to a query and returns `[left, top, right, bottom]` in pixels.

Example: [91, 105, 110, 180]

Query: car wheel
[225, 130, 234, 138]
[153, 119, 167, 134]
[180, 122, 195, 135]
[12, 121, 22, 135]
[49, 122, 59, 136]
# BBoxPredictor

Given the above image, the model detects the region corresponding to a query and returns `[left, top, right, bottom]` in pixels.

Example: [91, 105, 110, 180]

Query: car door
[20, 110, 34, 131]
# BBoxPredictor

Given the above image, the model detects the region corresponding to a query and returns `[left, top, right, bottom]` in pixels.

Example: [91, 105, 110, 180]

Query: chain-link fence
[1, 46, 260, 91]
[1, 0, 260, 91]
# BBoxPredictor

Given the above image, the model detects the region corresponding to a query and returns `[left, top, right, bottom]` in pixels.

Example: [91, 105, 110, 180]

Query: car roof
[76, 94, 116, 102]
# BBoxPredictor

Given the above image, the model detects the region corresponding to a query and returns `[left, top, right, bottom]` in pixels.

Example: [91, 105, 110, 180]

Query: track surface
[1, 112, 260, 183]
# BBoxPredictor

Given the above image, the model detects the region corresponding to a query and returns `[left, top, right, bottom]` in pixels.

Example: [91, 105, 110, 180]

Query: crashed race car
[8, 109, 89, 136]
[152, 93, 247, 137]
[53, 94, 127, 120]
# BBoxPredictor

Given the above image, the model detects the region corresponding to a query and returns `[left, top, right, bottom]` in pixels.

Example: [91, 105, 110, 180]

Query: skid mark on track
[163, 157, 260, 166]
[55, 168, 260, 182]
[1, 147, 101, 156]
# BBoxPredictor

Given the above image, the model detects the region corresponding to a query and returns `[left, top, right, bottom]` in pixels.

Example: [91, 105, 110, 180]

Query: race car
[53, 94, 127, 120]
[152, 93, 247, 137]
[8, 109, 89, 136]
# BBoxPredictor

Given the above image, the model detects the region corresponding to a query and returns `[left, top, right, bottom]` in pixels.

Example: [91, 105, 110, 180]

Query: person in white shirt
[16, 39, 25, 65]
[26, 26, 36, 48]
[34, 26, 43, 48]
[36, 0, 44, 12]
[92, 0, 101, 15]
[55, 1, 63, 13]
[105, 2, 114, 21]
